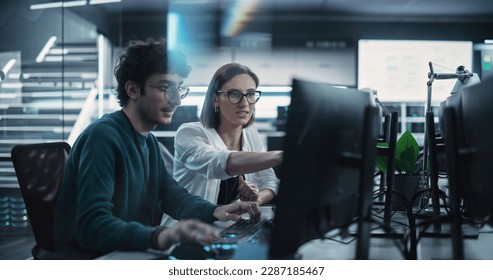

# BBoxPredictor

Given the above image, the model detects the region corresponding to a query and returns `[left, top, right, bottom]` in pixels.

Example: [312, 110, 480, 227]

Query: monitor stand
[369, 223, 408, 238]
[408, 200, 479, 239]
[415, 206, 479, 238]
[419, 222, 480, 238]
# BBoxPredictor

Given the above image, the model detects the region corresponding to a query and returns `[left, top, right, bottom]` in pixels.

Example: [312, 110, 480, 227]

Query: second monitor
[269, 78, 379, 259]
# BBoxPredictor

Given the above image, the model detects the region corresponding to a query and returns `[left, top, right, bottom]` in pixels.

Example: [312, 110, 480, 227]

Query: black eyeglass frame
[145, 82, 190, 101]
[216, 89, 262, 105]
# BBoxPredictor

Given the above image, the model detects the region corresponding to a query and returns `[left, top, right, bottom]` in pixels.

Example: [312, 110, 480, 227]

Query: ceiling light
[30, 2, 63, 10]
[2, 59, 16, 76]
[36, 36, 57, 63]
[89, 0, 122, 5]
[30, 1, 87, 10]
[258, 86, 292, 92]
[188, 86, 208, 92]
[167, 13, 179, 50]
[63, 1, 87, 8]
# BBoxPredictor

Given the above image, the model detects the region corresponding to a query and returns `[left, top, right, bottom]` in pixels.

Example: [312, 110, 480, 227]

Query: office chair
[11, 142, 90, 259]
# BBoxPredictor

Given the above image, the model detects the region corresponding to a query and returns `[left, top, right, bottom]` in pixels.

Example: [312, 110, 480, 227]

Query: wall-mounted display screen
[358, 40, 473, 102]
[481, 50, 493, 80]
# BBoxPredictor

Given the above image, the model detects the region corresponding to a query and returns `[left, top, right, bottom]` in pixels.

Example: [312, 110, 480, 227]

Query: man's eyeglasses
[146, 82, 190, 101]
[217, 89, 262, 105]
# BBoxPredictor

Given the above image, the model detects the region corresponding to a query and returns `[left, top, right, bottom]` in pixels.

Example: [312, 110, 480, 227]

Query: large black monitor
[269, 78, 379, 259]
[441, 75, 481, 214]
[441, 76, 493, 259]
[443, 74, 481, 147]
[459, 76, 493, 223]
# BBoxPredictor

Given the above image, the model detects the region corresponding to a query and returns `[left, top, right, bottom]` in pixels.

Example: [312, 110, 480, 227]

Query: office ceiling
[260, 0, 493, 17]
[113, 0, 493, 21]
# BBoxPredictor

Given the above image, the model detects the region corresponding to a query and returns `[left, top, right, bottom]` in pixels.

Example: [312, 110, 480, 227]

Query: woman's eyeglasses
[217, 89, 262, 105]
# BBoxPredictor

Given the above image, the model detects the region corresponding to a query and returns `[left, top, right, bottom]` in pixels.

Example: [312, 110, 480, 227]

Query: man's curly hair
[114, 38, 191, 107]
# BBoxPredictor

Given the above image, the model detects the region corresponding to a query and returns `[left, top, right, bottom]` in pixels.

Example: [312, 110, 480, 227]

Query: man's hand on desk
[213, 201, 260, 222]
[155, 220, 220, 250]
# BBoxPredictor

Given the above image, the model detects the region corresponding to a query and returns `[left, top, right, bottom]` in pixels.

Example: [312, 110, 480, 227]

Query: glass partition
[0, 0, 123, 233]
[1, 2, 64, 231]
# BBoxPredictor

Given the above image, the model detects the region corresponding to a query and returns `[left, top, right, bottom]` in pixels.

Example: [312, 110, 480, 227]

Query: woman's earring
[214, 106, 219, 113]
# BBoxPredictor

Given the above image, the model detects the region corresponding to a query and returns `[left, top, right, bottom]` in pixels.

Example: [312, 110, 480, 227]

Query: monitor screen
[481, 49, 493, 80]
[358, 40, 473, 102]
[458, 76, 493, 223]
[269, 78, 377, 259]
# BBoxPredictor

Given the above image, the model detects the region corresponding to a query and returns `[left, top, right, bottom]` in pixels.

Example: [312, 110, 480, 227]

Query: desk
[297, 224, 493, 260]
[99, 207, 493, 260]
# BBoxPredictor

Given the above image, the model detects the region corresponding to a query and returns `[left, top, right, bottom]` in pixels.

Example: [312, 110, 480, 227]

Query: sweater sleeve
[158, 172, 218, 223]
[148, 133, 218, 224]
[73, 125, 155, 253]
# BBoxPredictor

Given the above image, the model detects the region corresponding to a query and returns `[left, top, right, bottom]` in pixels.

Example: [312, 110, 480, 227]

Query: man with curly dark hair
[54, 38, 259, 258]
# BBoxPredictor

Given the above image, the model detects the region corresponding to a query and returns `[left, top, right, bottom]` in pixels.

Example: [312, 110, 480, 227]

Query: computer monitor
[441, 76, 493, 259]
[268, 78, 379, 259]
[459, 76, 493, 223]
[444, 74, 481, 147]
[441, 74, 481, 212]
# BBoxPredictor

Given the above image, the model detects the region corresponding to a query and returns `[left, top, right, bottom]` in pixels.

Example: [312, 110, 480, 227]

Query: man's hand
[156, 220, 219, 250]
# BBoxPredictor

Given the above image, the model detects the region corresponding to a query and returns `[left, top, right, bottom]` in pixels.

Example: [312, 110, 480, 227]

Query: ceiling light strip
[2, 59, 17, 76]
[89, 0, 122, 5]
[188, 86, 293, 93]
[36, 36, 57, 63]
[30, 2, 63, 10]
[30, 1, 88, 10]
[167, 13, 179, 50]
[63, 0, 87, 8]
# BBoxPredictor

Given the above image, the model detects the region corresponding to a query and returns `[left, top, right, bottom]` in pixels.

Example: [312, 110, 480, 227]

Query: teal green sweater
[54, 110, 217, 256]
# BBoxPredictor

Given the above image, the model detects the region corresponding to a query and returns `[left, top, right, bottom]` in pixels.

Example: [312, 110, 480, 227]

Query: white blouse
[161, 122, 279, 226]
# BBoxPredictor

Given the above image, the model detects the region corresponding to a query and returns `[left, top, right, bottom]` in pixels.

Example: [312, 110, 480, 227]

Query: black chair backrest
[11, 142, 71, 251]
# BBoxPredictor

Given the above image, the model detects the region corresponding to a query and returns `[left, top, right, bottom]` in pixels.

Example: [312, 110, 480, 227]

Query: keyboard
[219, 219, 263, 243]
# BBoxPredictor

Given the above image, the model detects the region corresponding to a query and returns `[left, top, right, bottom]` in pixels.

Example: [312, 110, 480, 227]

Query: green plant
[376, 130, 421, 175]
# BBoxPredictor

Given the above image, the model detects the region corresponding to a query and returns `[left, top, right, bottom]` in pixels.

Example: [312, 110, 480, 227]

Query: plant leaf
[395, 130, 420, 174]
[399, 146, 419, 174]
[376, 142, 389, 173]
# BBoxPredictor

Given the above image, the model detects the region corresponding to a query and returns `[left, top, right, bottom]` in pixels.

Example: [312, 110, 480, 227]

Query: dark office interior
[1, 0, 493, 260]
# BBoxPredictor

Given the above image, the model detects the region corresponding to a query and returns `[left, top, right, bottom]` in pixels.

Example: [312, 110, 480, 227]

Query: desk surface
[297, 224, 493, 260]
[99, 207, 493, 260]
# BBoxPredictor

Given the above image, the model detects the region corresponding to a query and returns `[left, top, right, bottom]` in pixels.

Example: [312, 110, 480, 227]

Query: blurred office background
[1, 0, 493, 258]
